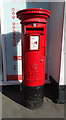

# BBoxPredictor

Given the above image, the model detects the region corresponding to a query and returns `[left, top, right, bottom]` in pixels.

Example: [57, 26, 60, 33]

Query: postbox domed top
[16, 8, 51, 23]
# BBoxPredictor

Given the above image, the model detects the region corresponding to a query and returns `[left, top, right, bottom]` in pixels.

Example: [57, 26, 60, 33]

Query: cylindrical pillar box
[16, 8, 51, 109]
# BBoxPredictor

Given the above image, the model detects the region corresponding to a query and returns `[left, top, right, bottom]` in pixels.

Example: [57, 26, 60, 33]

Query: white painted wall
[48, 2, 64, 84]
[0, 36, 2, 82]
[0, 0, 26, 85]
[64, 2, 66, 85]
[0, 0, 2, 82]
[59, 26, 64, 85]
[59, 1, 66, 85]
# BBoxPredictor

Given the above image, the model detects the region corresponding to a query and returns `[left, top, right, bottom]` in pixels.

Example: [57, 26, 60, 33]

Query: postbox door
[22, 33, 46, 87]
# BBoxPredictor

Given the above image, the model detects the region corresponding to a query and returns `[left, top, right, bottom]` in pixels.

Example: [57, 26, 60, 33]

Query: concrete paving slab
[0, 86, 64, 118]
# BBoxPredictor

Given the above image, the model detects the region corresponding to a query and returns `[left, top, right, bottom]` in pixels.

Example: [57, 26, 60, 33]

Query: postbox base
[22, 84, 44, 109]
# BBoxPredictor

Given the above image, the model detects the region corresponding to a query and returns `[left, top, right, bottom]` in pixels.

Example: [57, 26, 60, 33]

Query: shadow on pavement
[1, 83, 59, 108]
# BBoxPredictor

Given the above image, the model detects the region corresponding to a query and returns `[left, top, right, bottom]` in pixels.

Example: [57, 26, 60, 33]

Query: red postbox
[16, 8, 51, 108]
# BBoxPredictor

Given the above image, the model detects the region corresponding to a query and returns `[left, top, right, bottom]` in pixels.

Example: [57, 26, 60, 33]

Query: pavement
[0, 85, 64, 119]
